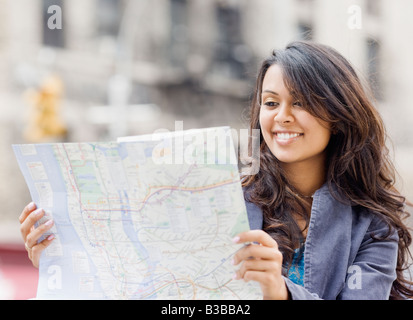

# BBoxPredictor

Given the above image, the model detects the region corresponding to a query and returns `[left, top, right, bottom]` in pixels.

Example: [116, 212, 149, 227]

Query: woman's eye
[263, 101, 279, 107]
[293, 101, 302, 107]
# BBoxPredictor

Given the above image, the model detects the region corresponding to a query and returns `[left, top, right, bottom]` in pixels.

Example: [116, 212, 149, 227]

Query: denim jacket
[245, 183, 399, 300]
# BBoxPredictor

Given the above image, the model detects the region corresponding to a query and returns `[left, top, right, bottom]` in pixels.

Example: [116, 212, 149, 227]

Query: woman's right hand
[19, 202, 55, 268]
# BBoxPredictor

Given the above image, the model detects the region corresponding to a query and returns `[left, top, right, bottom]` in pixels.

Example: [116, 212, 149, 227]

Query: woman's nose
[273, 104, 294, 124]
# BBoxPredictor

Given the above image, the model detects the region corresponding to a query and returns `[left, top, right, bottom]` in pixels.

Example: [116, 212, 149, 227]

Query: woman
[232, 41, 413, 299]
[20, 41, 412, 300]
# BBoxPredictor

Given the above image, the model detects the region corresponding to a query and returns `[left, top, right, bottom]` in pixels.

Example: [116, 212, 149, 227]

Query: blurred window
[42, 0, 65, 48]
[97, 0, 123, 38]
[366, 0, 380, 17]
[367, 38, 382, 100]
[298, 22, 313, 40]
[169, 0, 189, 68]
[213, 3, 249, 79]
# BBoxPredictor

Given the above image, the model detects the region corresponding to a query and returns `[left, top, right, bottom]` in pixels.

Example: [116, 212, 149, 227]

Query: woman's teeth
[276, 133, 302, 140]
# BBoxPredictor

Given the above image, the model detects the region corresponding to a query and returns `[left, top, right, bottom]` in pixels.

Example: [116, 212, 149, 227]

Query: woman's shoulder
[313, 184, 392, 236]
[354, 205, 399, 242]
[322, 186, 398, 244]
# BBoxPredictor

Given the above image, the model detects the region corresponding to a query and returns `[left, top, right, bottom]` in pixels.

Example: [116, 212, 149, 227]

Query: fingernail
[232, 273, 239, 280]
[33, 208, 43, 216]
[28, 202, 36, 210]
[47, 234, 55, 241]
[232, 236, 240, 243]
[45, 219, 54, 226]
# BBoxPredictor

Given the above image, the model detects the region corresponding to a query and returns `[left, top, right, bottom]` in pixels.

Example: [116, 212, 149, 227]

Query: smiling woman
[234, 41, 413, 300]
[259, 64, 331, 174]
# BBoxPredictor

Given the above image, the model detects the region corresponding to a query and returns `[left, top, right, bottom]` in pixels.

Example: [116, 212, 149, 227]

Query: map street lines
[13, 126, 261, 299]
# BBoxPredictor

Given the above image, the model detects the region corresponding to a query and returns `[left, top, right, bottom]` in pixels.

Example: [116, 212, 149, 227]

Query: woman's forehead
[262, 65, 297, 98]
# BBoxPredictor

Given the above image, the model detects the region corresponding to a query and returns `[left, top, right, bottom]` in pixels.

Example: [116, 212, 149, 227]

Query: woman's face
[259, 64, 332, 168]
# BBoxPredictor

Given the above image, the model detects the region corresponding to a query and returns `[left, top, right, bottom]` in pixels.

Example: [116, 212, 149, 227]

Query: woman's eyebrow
[262, 90, 279, 95]
[262, 89, 298, 97]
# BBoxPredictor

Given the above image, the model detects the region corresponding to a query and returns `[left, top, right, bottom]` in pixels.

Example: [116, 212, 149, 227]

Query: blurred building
[0, 0, 411, 136]
[0, 0, 412, 215]
[5, 0, 413, 187]
[0, 0, 412, 298]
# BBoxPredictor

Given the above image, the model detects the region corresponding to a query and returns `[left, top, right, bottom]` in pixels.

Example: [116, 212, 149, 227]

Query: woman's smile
[273, 131, 304, 145]
[259, 64, 331, 166]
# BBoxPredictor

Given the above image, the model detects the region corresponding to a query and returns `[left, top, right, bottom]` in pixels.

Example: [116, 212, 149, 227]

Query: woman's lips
[273, 132, 304, 145]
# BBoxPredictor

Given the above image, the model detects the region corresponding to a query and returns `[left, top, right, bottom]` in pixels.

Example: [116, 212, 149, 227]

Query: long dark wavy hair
[242, 41, 413, 299]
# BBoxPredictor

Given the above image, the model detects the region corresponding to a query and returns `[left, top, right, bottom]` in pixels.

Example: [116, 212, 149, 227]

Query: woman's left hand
[232, 230, 289, 300]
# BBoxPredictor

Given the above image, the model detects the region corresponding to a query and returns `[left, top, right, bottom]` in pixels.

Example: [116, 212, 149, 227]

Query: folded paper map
[13, 126, 261, 299]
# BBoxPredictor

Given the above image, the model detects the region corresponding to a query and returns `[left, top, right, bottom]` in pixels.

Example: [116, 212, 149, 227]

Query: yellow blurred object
[24, 74, 67, 142]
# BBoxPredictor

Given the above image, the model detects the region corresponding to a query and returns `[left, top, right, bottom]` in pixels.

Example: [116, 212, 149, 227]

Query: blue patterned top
[287, 246, 305, 287]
